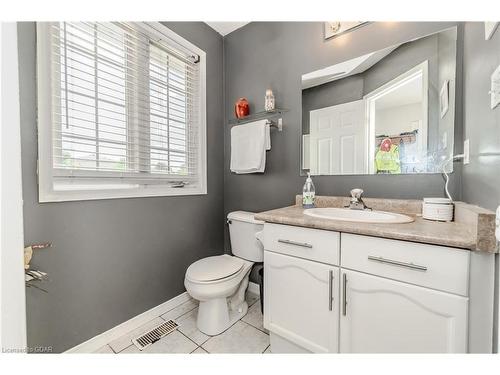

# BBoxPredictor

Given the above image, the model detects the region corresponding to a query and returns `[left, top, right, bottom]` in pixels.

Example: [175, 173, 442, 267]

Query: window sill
[39, 184, 207, 203]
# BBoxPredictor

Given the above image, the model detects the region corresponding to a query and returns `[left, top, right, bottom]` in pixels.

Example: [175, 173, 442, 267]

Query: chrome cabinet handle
[367, 255, 428, 271]
[342, 273, 347, 316]
[328, 270, 334, 311]
[277, 239, 313, 248]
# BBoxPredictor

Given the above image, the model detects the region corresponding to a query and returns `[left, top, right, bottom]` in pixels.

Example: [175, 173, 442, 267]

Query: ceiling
[205, 22, 249, 36]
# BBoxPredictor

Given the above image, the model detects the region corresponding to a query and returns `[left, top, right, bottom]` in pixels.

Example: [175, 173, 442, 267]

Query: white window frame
[36, 22, 207, 202]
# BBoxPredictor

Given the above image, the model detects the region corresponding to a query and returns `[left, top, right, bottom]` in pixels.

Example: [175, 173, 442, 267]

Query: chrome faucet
[346, 189, 371, 210]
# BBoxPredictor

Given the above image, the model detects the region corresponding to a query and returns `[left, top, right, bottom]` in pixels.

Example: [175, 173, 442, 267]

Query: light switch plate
[463, 139, 470, 164]
[491, 64, 500, 109]
[496, 206, 500, 243]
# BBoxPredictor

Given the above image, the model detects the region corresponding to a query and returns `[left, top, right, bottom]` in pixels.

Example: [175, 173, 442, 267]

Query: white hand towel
[230, 120, 270, 174]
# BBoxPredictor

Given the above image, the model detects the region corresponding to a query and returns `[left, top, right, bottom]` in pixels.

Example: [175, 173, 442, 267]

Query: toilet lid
[186, 255, 244, 282]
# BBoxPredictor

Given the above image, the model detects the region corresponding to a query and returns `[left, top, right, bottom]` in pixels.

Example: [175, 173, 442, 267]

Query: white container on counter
[422, 197, 454, 222]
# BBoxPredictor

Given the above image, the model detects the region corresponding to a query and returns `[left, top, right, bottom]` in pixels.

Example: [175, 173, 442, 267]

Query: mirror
[301, 27, 457, 175]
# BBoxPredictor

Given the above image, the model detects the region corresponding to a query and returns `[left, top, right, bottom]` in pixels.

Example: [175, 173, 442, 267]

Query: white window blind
[37, 22, 207, 201]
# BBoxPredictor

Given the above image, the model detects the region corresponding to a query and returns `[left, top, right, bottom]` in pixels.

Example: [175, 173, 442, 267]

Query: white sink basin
[303, 207, 414, 224]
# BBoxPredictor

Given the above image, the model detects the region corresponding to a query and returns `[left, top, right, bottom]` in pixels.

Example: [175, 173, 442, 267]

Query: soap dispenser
[302, 172, 316, 209]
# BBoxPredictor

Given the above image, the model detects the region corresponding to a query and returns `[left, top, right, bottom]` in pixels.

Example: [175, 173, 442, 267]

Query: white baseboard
[248, 281, 260, 297]
[65, 292, 191, 353]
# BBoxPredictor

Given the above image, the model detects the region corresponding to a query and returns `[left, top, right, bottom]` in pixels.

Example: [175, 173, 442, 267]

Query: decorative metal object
[485, 22, 499, 40]
[324, 22, 369, 40]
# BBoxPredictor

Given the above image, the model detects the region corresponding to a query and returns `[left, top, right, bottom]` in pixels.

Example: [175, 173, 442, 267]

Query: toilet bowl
[184, 211, 264, 336]
[185, 255, 253, 335]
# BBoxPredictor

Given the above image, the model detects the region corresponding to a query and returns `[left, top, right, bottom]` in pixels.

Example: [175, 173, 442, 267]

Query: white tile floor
[95, 292, 270, 354]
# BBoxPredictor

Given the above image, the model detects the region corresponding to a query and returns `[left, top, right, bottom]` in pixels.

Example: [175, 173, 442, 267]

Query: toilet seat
[185, 255, 244, 283]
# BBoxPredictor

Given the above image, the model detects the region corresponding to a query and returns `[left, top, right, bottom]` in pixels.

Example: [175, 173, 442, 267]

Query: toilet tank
[227, 211, 264, 262]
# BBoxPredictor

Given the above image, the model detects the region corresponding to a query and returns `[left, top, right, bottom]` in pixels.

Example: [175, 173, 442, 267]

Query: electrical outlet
[463, 139, 470, 164]
[496, 206, 500, 243]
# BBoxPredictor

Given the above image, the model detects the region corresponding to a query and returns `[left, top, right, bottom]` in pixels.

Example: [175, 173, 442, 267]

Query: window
[37, 22, 206, 202]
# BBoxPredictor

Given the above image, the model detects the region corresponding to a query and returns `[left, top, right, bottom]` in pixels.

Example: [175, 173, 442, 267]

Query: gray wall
[462, 22, 500, 210]
[224, 22, 463, 251]
[461, 24, 500, 351]
[18, 22, 224, 352]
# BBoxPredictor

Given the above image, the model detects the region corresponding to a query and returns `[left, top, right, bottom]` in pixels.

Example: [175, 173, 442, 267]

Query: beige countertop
[254, 196, 497, 253]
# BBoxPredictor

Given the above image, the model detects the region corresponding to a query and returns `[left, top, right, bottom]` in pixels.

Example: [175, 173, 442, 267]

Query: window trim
[36, 22, 207, 202]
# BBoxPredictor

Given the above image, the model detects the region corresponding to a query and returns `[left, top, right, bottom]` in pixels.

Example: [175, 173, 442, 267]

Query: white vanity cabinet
[263, 223, 340, 353]
[339, 233, 469, 353]
[264, 251, 339, 353]
[262, 223, 480, 353]
[340, 269, 468, 353]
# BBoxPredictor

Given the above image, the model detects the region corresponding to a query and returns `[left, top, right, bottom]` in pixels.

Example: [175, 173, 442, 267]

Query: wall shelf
[228, 109, 289, 129]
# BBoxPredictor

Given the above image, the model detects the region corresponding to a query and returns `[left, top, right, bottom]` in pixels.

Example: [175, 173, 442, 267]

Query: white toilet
[184, 211, 264, 336]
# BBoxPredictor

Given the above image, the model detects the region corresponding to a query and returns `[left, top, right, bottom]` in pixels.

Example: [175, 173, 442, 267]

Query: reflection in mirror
[301, 27, 457, 176]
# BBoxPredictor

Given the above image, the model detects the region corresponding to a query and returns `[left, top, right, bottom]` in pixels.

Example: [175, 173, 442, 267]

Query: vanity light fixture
[485, 22, 499, 40]
[324, 22, 369, 40]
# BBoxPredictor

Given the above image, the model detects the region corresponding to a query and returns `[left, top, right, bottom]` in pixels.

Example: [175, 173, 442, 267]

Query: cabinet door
[264, 251, 339, 353]
[339, 270, 468, 353]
